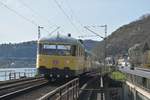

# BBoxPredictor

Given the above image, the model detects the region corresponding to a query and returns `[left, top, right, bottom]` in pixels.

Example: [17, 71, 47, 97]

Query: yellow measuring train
[36, 34, 97, 80]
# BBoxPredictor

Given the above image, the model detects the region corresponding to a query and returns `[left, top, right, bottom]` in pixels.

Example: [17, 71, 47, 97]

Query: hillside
[94, 14, 150, 58]
[0, 41, 37, 58]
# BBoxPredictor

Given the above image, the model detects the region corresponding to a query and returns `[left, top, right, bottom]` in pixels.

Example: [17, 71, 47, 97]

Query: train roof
[39, 33, 84, 46]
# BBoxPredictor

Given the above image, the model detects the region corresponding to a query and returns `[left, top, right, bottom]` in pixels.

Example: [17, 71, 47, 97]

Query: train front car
[36, 34, 85, 80]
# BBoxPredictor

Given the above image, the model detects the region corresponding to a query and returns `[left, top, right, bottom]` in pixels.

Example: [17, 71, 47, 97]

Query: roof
[39, 33, 83, 46]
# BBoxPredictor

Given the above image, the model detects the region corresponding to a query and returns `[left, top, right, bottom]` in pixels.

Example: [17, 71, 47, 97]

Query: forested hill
[0, 40, 98, 58]
[94, 14, 150, 57]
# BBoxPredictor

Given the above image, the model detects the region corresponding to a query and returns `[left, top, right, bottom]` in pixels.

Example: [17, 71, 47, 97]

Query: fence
[0, 70, 15, 81]
[126, 73, 150, 92]
[0, 69, 37, 81]
[38, 78, 79, 100]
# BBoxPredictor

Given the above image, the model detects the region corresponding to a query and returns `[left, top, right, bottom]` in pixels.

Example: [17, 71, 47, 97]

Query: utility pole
[104, 25, 107, 73]
[38, 26, 44, 40]
[84, 25, 107, 73]
[37, 26, 43, 58]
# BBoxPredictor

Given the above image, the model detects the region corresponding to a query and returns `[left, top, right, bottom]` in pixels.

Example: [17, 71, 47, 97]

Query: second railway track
[0, 77, 50, 100]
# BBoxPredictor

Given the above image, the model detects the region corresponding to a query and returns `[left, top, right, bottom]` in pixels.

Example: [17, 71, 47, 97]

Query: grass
[111, 71, 126, 81]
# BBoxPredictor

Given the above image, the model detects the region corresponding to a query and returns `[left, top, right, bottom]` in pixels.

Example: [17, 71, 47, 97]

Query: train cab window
[57, 45, 71, 56]
[81, 48, 84, 56]
[43, 44, 56, 49]
[57, 45, 70, 50]
[39, 44, 71, 56]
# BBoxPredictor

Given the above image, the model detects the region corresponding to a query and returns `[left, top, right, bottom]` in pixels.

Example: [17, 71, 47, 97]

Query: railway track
[0, 73, 97, 100]
[0, 77, 49, 100]
[0, 77, 74, 100]
[0, 77, 43, 86]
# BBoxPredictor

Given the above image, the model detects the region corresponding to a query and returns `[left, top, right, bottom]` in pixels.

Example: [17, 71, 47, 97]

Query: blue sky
[0, 0, 150, 43]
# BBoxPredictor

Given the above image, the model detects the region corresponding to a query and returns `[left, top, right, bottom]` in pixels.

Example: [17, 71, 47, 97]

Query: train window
[80, 48, 82, 56]
[57, 45, 71, 56]
[85, 52, 87, 60]
[76, 46, 79, 56]
[57, 45, 71, 50]
[43, 44, 56, 49]
[39, 44, 72, 56]
[81, 49, 83, 56]
[79, 47, 81, 56]
[78, 47, 79, 56]
[71, 45, 76, 56]
[81, 48, 84, 56]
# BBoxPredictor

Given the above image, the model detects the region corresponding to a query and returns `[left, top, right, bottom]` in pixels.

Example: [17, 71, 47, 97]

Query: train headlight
[57, 74, 60, 78]
[65, 75, 69, 78]
[50, 74, 53, 77]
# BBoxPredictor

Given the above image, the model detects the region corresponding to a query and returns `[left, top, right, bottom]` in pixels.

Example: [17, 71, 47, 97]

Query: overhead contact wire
[0, 1, 51, 35]
[17, 0, 57, 28]
[0, 1, 38, 26]
[53, 0, 81, 33]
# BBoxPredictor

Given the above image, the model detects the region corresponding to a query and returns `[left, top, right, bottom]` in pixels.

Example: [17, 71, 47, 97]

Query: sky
[0, 0, 150, 43]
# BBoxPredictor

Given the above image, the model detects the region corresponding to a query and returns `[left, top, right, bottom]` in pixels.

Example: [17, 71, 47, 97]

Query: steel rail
[0, 79, 48, 100]
[0, 78, 45, 91]
[0, 76, 43, 86]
